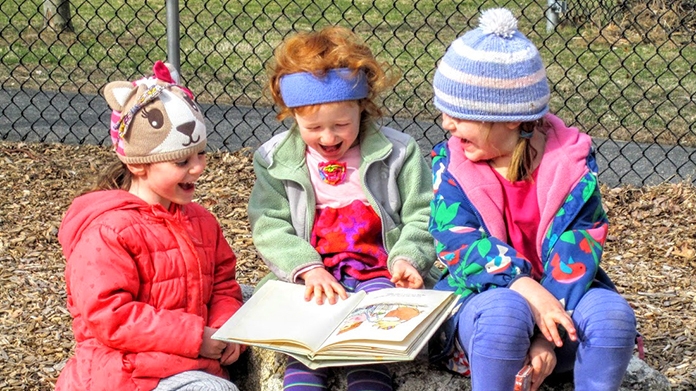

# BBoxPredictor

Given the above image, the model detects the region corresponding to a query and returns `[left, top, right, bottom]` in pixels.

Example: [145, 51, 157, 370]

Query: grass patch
[1, 0, 694, 146]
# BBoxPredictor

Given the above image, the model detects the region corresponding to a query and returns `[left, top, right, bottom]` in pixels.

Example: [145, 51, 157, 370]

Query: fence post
[43, 0, 74, 32]
[546, 0, 566, 32]
[166, 0, 181, 74]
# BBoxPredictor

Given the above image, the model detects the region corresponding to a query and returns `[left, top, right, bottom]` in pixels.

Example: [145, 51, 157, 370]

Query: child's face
[128, 151, 207, 209]
[295, 101, 361, 161]
[441, 113, 520, 166]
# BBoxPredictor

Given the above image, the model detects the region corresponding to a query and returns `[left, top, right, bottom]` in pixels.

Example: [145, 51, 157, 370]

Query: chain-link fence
[1, 0, 695, 186]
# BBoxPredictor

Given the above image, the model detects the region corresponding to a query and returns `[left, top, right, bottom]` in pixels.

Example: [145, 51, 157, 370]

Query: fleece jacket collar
[268, 123, 392, 179]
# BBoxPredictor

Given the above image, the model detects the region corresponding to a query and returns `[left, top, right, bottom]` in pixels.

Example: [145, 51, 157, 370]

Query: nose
[190, 153, 206, 175]
[319, 128, 338, 145]
[440, 113, 456, 132]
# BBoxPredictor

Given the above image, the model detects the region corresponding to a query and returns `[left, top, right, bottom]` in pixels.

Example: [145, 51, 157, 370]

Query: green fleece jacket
[248, 124, 436, 284]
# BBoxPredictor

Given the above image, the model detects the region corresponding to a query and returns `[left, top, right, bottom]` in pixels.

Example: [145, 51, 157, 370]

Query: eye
[175, 158, 188, 167]
[183, 94, 200, 112]
[141, 107, 164, 129]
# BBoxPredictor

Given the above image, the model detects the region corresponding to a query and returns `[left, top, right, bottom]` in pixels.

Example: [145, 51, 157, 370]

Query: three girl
[58, 10, 638, 390]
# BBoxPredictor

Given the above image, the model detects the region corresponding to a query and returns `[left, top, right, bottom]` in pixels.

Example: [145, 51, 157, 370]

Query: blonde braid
[506, 119, 546, 182]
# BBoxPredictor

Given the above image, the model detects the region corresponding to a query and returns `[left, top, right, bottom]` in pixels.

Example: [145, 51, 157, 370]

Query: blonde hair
[77, 159, 134, 196]
[267, 26, 396, 129]
[507, 118, 548, 182]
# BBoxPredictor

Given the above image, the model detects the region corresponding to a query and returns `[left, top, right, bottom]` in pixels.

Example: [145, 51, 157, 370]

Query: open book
[212, 280, 459, 369]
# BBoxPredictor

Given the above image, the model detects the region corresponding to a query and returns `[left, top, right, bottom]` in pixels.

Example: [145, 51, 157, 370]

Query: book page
[320, 295, 456, 353]
[287, 350, 403, 370]
[212, 280, 365, 352]
[320, 288, 453, 347]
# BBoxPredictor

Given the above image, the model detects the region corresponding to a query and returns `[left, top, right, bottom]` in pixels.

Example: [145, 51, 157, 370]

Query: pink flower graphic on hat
[110, 110, 126, 156]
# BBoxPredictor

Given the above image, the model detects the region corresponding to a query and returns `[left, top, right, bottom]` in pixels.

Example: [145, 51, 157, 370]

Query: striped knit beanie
[433, 8, 550, 122]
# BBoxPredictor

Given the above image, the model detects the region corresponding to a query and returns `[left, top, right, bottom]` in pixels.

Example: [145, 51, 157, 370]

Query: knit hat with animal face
[103, 61, 207, 164]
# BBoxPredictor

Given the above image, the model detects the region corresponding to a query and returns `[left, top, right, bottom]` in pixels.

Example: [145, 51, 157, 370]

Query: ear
[506, 121, 522, 130]
[103, 81, 138, 112]
[126, 163, 148, 178]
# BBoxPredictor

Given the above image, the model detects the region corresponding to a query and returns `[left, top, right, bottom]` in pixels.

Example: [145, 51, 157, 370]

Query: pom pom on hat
[479, 8, 518, 38]
[432, 8, 550, 122]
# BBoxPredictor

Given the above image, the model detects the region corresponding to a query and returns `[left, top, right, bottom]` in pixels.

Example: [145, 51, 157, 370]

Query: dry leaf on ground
[0, 141, 694, 390]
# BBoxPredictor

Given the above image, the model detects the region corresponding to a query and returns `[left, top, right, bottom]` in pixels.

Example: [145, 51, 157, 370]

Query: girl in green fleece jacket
[247, 26, 436, 391]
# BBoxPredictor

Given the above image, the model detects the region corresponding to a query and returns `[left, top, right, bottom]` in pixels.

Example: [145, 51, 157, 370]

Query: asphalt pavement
[2, 88, 694, 187]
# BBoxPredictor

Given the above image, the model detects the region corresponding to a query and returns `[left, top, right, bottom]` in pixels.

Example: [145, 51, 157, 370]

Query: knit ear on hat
[163, 62, 181, 84]
[103, 81, 140, 112]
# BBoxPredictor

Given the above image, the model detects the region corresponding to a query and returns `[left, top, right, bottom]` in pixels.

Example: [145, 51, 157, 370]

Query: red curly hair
[267, 26, 396, 128]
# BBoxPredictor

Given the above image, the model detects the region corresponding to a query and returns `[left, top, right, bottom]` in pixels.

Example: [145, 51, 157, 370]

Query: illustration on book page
[337, 303, 424, 334]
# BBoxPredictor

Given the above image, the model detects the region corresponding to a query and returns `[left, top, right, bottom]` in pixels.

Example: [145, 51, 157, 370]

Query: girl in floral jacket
[428, 8, 636, 391]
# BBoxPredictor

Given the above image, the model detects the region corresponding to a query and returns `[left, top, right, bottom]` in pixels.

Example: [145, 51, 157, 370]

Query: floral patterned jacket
[429, 114, 616, 362]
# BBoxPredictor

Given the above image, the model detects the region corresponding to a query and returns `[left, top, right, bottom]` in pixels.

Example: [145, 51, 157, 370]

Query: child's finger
[220, 343, 240, 365]
[324, 285, 337, 305]
[390, 270, 403, 284]
[304, 285, 314, 302]
[558, 317, 577, 341]
[536, 320, 554, 345]
[409, 273, 424, 288]
[304, 284, 324, 304]
[313, 286, 325, 305]
[544, 318, 564, 347]
[332, 282, 348, 300]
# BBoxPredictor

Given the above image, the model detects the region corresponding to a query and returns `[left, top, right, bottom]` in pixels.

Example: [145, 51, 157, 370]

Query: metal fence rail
[1, 0, 694, 186]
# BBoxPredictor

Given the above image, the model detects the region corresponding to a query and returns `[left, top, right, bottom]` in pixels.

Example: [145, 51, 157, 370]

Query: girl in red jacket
[56, 62, 244, 391]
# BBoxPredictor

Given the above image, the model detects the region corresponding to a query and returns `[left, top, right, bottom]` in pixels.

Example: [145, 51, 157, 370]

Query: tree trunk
[43, 0, 74, 32]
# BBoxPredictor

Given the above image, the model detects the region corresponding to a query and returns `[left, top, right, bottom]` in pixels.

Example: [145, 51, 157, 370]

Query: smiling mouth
[179, 182, 195, 191]
[321, 143, 342, 153]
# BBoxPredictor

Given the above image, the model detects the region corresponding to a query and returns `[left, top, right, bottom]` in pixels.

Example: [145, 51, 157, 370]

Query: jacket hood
[58, 190, 149, 259]
[443, 113, 591, 241]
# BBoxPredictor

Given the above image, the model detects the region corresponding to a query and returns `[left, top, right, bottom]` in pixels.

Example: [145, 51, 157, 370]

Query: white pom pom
[479, 8, 518, 38]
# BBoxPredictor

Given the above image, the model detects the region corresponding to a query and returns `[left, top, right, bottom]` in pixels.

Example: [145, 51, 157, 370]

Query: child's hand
[528, 335, 556, 391]
[200, 326, 230, 359]
[390, 260, 424, 289]
[510, 277, 577, 347]
[219, 342, 242, 366]
[300, 268, 348, 305]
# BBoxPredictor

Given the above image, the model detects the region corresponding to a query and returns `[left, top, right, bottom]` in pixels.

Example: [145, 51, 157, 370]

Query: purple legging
[457, 287, 636, 391]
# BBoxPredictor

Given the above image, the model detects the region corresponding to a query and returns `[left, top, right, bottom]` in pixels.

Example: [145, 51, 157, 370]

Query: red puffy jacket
[56, 190, 243, 391]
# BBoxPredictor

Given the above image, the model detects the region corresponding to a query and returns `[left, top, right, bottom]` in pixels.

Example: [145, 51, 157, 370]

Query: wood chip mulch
[0, 141, 694, 390]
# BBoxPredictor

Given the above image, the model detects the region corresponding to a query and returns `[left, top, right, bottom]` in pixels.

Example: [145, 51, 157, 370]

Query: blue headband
[279, 68, 369, 108]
